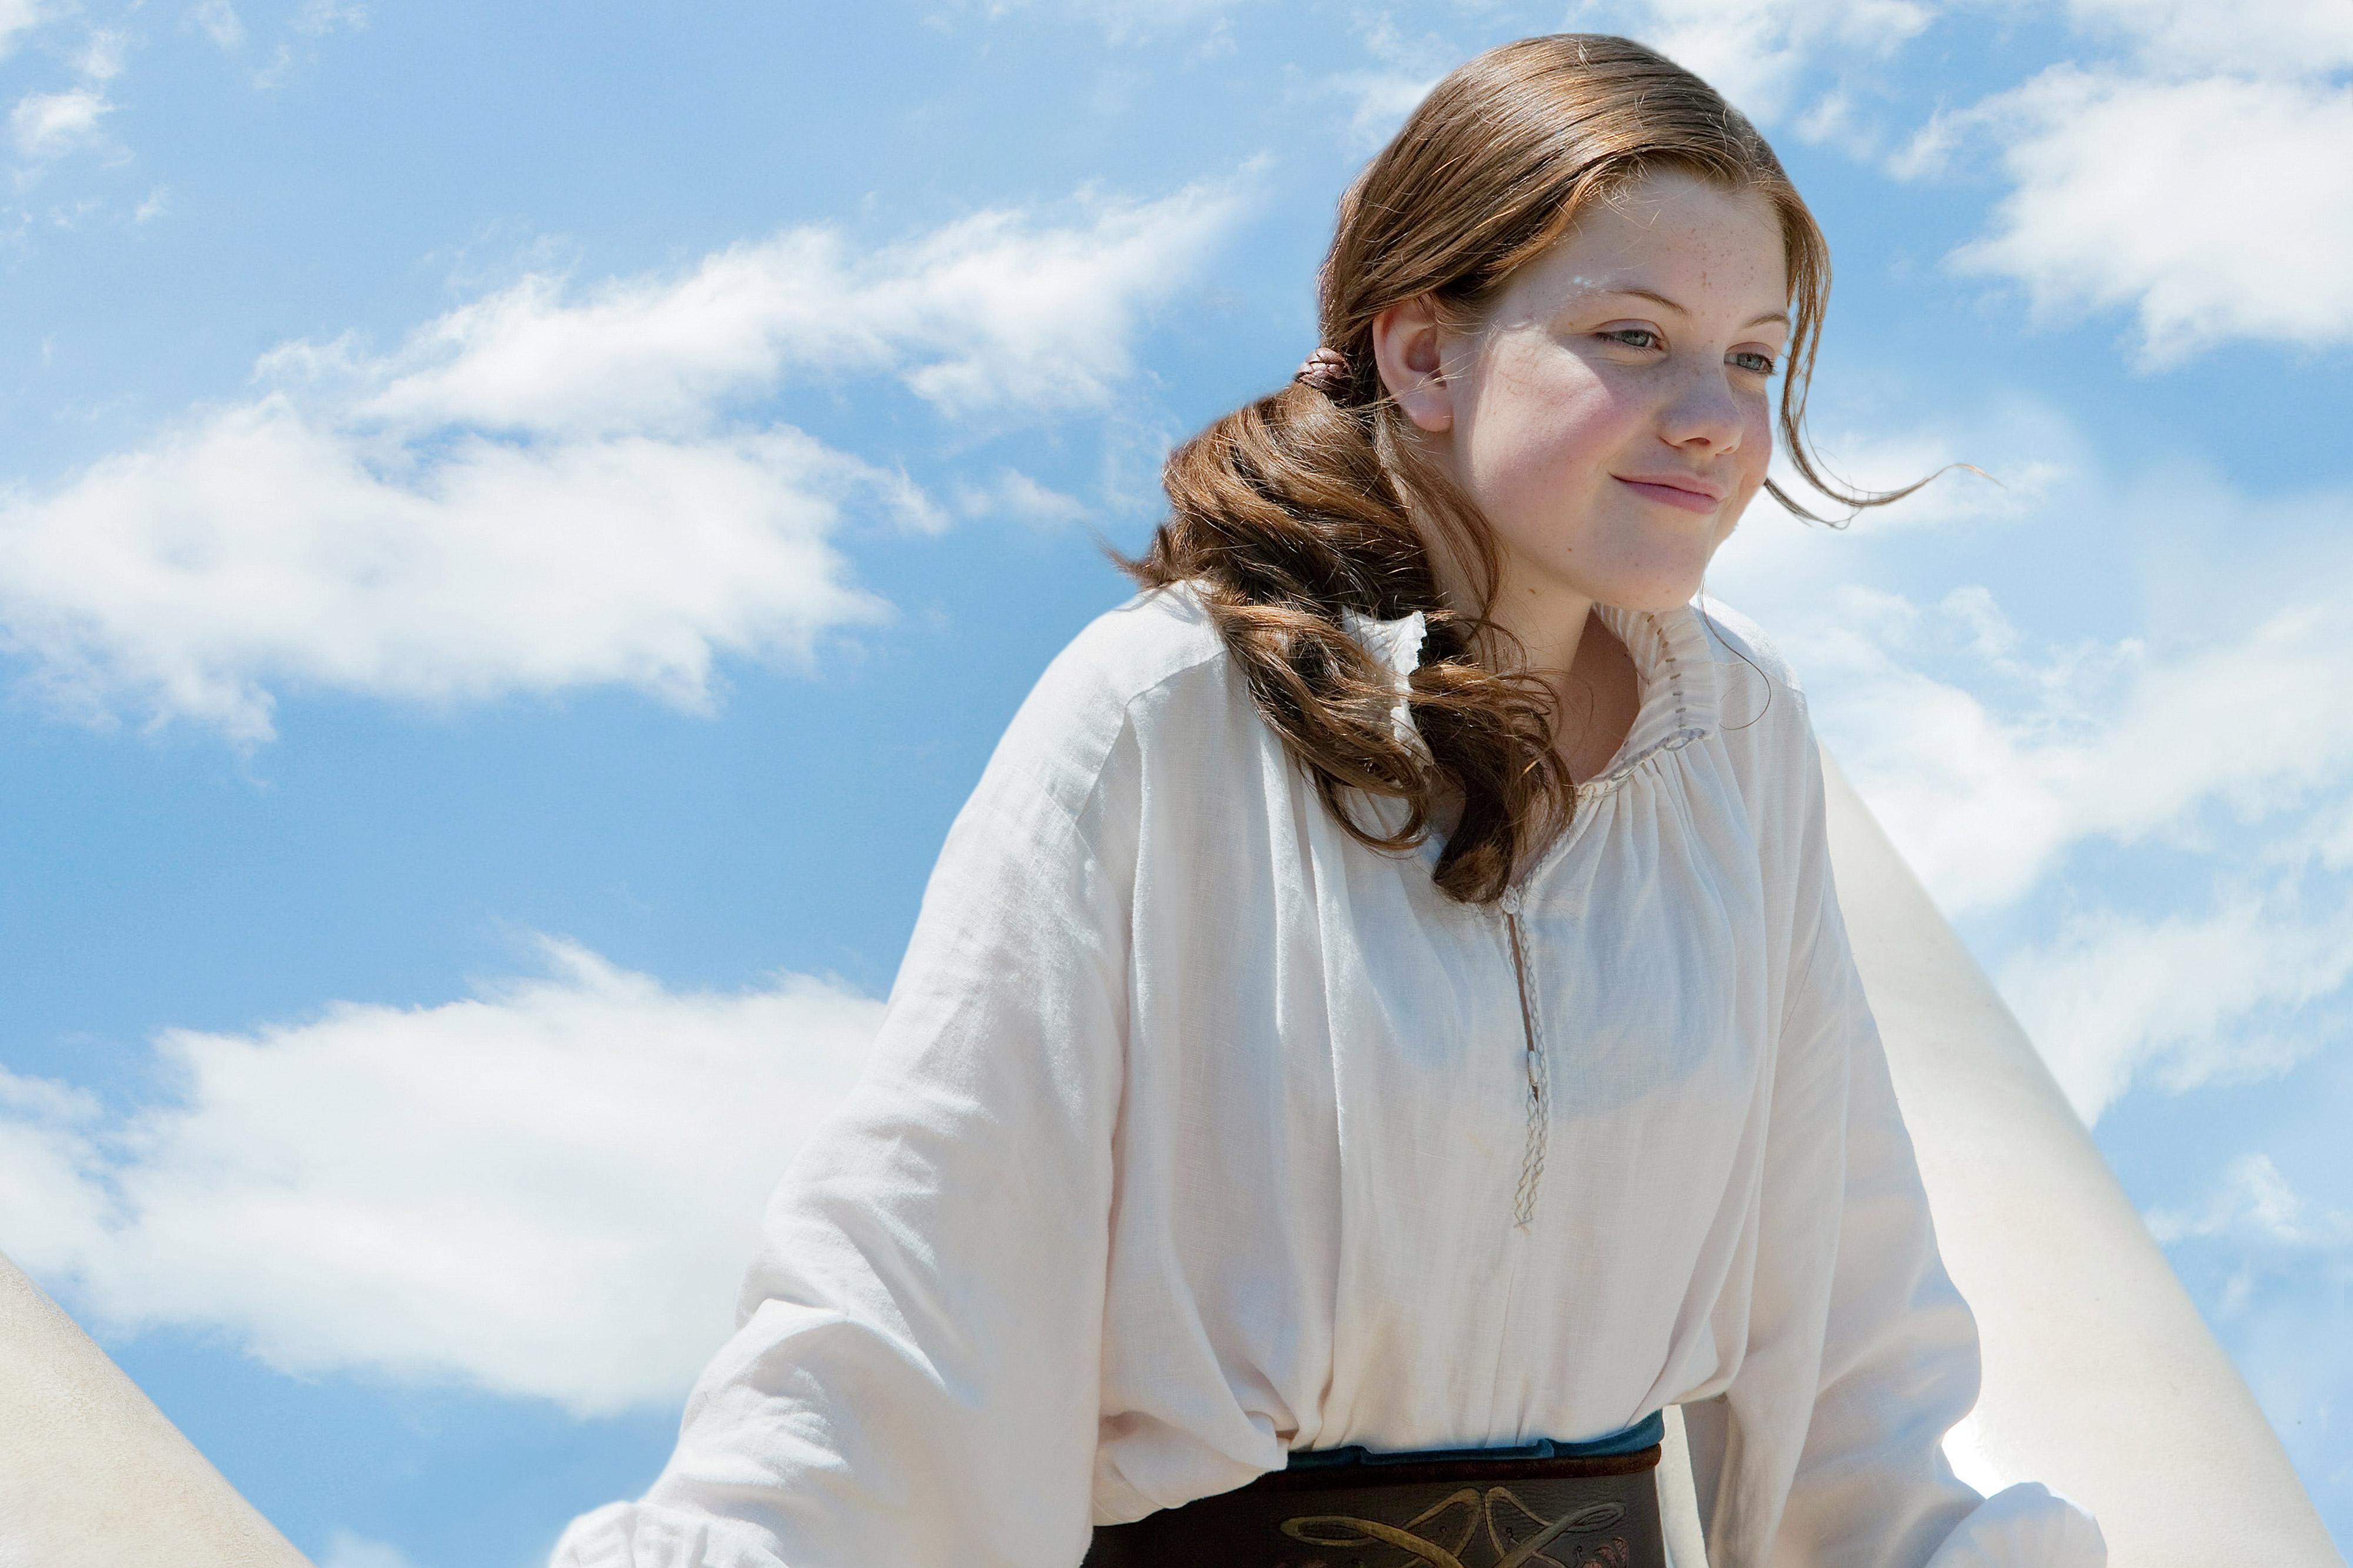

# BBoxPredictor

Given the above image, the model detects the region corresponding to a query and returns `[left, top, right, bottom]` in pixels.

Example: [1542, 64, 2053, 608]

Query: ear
[1370, 293, 1456, 435]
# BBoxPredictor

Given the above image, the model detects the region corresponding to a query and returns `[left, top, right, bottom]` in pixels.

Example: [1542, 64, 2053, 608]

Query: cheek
[1461, 362, 1632, 501]
[1736, 401, 1776, 488]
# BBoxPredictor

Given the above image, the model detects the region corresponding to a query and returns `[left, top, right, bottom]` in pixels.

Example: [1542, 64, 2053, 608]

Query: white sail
[0, 1249, 313, 1566]
[1822, 744, 2339, 1565]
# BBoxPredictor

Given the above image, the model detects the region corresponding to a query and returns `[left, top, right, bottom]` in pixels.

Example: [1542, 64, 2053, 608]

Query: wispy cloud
[954, 465, 1092, 526]
[0, 411, 909, 740]
[1799, 584, 2353, 916]
[8, 85, 108, 160]
[0, 176, 1254, 739]
[1942, 67, 2353, 366]
[2059, 0, 2353, 81]
[0, 0, 42, 59]
[5, 16, 127, 184]
[1718, 399, 2353, 925]
[190, 0, 246, 51]
[2002, 882, 2353, 1122]
[341, 174, 1254, 433]
[292, 0, 367, 36]
[1610, 0, 1934, 124]
[2148, 1152, 2353, 1250]
[318, 1532, 420, 1568]
[1315, 16, 1449, 149]
[2144, 1150, 2353, 1526]
[74, 26, 125, 81]
[244, 0, 369, 91]
[0, 942, 882, 1416]
[1714, 398, 2353, 1120]
[947, 0, 1247, 45]
[1865, 0, 2353, 365]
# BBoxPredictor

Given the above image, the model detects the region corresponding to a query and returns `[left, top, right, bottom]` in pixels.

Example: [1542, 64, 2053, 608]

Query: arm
[550, 753, 1129, 1568]
[1686, 730, 2105, 1567]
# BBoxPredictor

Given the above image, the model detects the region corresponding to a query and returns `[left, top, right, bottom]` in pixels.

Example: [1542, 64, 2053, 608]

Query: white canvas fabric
[551, 582, 2106, 1568]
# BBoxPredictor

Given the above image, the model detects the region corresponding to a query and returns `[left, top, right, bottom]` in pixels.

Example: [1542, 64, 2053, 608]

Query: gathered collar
[1339, 597, 1721, 803]
[1582, 599, 1721, 798]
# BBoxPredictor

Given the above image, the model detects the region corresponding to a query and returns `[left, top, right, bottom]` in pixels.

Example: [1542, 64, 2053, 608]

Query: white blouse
[551, 583, 2106, 1567]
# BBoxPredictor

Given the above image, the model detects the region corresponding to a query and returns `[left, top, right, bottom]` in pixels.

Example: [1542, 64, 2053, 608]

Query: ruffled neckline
[1338, 598, 1720, 802]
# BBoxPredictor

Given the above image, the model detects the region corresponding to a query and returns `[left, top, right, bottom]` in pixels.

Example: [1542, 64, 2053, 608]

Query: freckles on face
[1460, 325, 1649, 527]
[1444, 170, 1791, 614]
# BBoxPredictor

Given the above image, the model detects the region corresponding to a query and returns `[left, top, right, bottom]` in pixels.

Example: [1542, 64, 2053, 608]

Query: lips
[1614, 475, 1722, 513]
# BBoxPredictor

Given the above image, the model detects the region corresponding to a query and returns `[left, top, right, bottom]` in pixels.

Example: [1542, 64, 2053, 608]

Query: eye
[1602, 328, 1662, 351]
[1731, 349, 1778, 376]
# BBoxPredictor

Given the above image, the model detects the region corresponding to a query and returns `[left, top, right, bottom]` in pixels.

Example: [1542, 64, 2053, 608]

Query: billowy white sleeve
[548, 752, 1128, 1568]
[1684, 728, 2107, 1568]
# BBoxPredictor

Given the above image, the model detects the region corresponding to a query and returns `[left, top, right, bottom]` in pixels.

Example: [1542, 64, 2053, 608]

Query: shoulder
[1040, 579, 1235, 710]
[1679, 594, 1831, 855]
[1688, 592, 1819, 748]
[1691, 593, 1807, 702]
[981, 580, 1251, 831]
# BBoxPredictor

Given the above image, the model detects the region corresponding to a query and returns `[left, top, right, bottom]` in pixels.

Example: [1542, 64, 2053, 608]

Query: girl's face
[1379, 168, 1791, 619]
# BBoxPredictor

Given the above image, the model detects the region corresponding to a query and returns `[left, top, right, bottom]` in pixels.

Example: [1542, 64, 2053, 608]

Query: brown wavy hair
[1119, 33, 1940, 905]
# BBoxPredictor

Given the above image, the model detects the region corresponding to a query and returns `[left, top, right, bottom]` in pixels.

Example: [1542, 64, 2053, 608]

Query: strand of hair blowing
[1118, 32, 1941, 905]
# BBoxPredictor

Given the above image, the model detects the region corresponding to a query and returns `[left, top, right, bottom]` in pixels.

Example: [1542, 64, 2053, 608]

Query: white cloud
[191, 0, 246, 51]
[955, 466, 1091, 526]
[1713, 394, 2353, 930]
[952, 0, 1245, 44]
[1944, 66, 2353, 366]
[1861, 0, 2353, 363]
[251, 41, 296, 91]
[1319, 1, 1942, 149]
[319, 1532, 418, 1568]
[1315, 17, 1449, 148]
[293, 0, 366, 35]
[9, 86, 108, 160]
[2143, 1151, 2353, 1529]
[1803, 589, 2353, 915]
[1, 941, 882, 1416]
[2001, 886, 2353, 1122]
[1714, 395, 2353, 1123]
[344, 175, 1252, 435]
[75, 28, 126, 81]
[2062, 0, 2353, 80]
[0, 408, 903, 740]
[0, 0, 41, 58]
[0, 177, 1251, 738]
[0, 1067, 112, 1273]
[2146, 1152, 2351, 1248]
[1615, 0, 1935, 122]
[1323, 62, 1439, 149]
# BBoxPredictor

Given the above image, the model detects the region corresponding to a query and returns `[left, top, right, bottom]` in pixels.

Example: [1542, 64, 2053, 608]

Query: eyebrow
[1601, 286, 1789, 332]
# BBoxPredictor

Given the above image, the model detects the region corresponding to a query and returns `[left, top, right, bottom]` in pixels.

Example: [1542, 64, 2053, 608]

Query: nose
[1657, 366, 1746, 453]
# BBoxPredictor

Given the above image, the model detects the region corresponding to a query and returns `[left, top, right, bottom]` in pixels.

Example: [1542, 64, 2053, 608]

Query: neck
[1483, 574, 1601, 684]
[1418, 521, 1600, 685]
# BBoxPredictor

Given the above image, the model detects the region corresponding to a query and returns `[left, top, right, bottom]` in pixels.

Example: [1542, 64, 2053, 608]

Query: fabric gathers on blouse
[548, 583, 2108, 1568]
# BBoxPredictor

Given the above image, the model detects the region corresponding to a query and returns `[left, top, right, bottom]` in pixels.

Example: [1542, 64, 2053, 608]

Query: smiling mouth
[1614, 477, 1719, 515]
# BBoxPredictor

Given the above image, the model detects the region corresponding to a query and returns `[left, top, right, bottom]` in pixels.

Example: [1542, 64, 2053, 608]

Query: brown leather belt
[1082, 1443, 1667, 1568]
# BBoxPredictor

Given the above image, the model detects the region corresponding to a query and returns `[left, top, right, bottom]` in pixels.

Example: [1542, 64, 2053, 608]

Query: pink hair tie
[1294, 346, 1351, 397]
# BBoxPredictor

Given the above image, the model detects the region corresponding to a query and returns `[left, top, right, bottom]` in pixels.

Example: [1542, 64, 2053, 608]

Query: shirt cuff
[1923, 1482, 2107, 1567]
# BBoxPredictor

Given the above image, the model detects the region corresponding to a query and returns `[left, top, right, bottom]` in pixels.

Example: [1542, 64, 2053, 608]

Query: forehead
[1495, 171, 1789, 324]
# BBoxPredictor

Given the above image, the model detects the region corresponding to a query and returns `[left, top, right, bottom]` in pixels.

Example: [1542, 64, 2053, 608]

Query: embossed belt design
[1083, 1418, 1668, 1568]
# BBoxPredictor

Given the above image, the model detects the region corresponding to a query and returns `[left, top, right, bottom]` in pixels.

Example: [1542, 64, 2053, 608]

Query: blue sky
[2, 1, 2349, 1563]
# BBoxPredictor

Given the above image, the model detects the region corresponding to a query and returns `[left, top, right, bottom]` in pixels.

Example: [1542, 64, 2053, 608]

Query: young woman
[554, 34, 2107, 1568]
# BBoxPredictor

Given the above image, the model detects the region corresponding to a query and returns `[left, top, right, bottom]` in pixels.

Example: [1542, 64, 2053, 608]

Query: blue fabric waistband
[1285, 1409, 1666, 1470]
